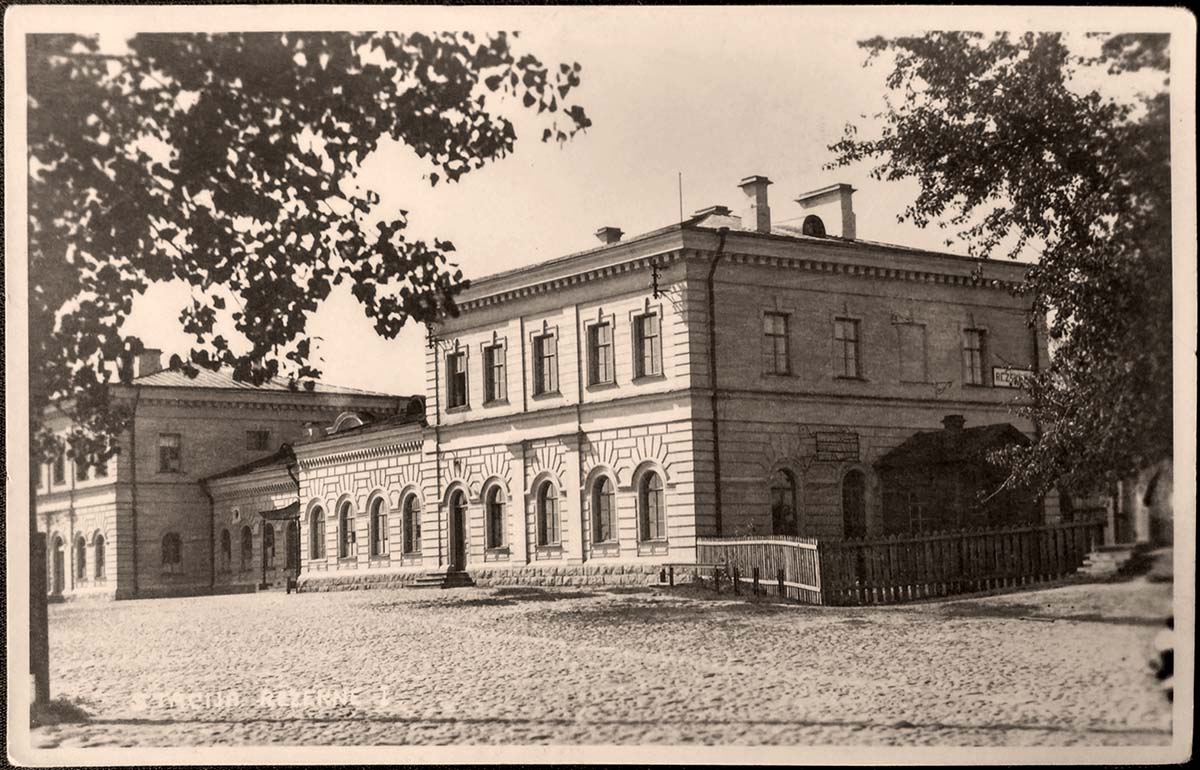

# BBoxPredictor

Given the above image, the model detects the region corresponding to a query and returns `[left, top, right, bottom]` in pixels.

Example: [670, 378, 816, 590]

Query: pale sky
[115, 6, 1170, 397]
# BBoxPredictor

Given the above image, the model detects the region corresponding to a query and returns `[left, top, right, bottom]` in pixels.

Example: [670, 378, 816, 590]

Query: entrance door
[448, 491, 467, 571]
[842, 470, 867, 539]
[286, 520, 300, 573]
[51, 536, 65, 595]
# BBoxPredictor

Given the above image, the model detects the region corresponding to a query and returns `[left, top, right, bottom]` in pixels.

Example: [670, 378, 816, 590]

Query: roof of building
[131, 366, 402, 398]
[295, 410, 426, 446]
[876, 423, 1030, 468]
[202, 445, 295, 483]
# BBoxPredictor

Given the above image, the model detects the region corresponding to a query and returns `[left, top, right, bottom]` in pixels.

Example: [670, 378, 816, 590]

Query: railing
[697, 519, 1106, 606]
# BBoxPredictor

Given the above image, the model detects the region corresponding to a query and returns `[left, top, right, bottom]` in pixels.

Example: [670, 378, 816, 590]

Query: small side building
[875, 415, 1041, 536]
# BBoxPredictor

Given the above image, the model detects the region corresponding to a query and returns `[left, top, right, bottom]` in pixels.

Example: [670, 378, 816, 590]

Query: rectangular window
[963, 329, 988, 385]
[532, 333, 558, 395]
[245, 430, 271, 452]
[897, 323, 927, 383]
[95, 459, 108, 478]
[483, 344, 506, 403]
[52, 456, 65, 485]
[633, 312, 662, 378]
[763, 312, 790, 374]
[834, 318, 861, 378]
[158, 433, 182, 473]
[908, 491, 929, 534]
[446, 351, 468, 408]
[76, 460, 89, 482]
[588, 322, 615, 385]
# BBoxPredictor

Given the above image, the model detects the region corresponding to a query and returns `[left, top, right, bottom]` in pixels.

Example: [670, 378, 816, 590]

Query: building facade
[35, 355, 408, 600]
[206, 174, 1054, 592]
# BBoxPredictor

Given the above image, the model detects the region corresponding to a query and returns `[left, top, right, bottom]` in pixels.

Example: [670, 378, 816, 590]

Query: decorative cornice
[211, 479, 297, 501]
[138, 396, 351, 412]
[458, 251, 684, 312]
[454, 244, 1024, 315]
[299, 440, 423, 471]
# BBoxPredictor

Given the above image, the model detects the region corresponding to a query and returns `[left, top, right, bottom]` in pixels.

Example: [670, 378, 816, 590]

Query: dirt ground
[30, 575, 1173, 748]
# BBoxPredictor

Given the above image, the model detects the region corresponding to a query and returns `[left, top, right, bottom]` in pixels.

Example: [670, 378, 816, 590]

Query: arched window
[638, 472, 666, 542]
[74, 534, 87, 581]
[162, 532, 183, 573]
[309, 506, 326, 559]
[369, 497, 389, 557]
[485, 485, 505, 549]
[219, 528, 232, 571]
[770, 469, 798, 536]
[402, 495, 421, 554]
[240, 525, 253, 570]
[338, 500, 355, 559]
[536, 481, 559, 546]
[801, 215, 826, 237]
[93, 532, 106, 580]
[592, 476, 617, 544]
[263, 523, 276, 566]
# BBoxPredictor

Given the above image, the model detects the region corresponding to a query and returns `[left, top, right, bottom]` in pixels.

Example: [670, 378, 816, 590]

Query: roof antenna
[678, 171, 684, 223]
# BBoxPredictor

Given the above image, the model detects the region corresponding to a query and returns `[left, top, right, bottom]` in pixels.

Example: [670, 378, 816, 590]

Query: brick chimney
[134, 348, 163, 378]
[795, 183, 857, 239]
[595, 226, 624, 245]
[942, 414, 966, 432]
[738, 175, 773, 233]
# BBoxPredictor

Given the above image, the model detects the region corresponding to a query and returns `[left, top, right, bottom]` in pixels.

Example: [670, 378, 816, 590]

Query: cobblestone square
[33, 578, 1173, 747]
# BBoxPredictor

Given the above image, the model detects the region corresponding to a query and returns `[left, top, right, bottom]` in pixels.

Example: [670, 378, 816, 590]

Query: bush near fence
[697, 519, 1106, 606]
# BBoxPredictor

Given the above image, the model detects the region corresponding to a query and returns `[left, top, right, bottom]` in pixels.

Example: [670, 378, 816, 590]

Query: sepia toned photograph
[4, 4, 1194, 765]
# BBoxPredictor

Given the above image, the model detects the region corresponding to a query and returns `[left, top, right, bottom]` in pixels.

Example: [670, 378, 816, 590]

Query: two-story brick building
[205, 174, 1052, 592]
[35, 353, 408, 600]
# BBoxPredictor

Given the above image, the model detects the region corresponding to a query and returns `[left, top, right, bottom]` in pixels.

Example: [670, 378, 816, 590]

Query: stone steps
[409, 570, 476, 589]
[1077, 544, 1143, 578]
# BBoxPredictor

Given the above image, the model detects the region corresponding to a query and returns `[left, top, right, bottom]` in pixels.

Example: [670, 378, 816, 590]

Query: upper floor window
[588, 322, 615, 385]
[158, 433, 182, 473]
[763, 312, 790, 375]
[897, 323, 927, 383]
[76, 459, 89, 482]
[95, 458, 108, 478]
[833, 318, 861, 379]
[52, 455, 65, 485]
[963, 329, 989, 386]
[162, 531, 183, 573]
[638, 472, 666, 542]
[532, 333, 559, 395]
[633, 312, 662, 378]
[245, 430, 271, 452]
[446, 351, 468, 409]
[483, 344, 507, 403]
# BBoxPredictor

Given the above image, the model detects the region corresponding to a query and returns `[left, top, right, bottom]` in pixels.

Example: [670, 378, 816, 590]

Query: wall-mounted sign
[815, 431, 859, 462]
[992, 367, 1033, 389]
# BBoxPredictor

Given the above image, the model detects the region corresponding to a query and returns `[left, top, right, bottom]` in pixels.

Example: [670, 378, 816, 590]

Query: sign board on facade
[992, 367, 1033, 389]
[815, 431, 860, 462]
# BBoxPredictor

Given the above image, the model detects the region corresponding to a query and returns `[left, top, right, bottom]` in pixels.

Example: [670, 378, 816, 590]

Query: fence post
[732, 566, 740, 595]
[668, 565, 674, 587]
[753, 567, 760, 595]
[777, 569, 785, 600]
[713, 566, 721, 594]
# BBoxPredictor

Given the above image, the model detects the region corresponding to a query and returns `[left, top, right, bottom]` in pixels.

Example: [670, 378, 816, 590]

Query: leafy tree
[829, 32, 1172, 496]
[27, 31, 590, 469]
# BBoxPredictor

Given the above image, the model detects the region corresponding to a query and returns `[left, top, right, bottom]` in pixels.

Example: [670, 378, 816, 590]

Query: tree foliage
[28, 31, 590, 469]
[829, 32, 1171, 495]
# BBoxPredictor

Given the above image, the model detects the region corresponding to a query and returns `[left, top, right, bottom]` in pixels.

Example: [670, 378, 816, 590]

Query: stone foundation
[465, 563, 663, 588]
[298, 571, 423, 593]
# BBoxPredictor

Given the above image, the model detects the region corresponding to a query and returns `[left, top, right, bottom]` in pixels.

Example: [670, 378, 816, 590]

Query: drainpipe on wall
[706, 228, 730, 536]
[129, 385, 142, 598]
[284, 444, 301, 581]
[432, 337, 444, 569]
[201, 478, 215, 591]
[574, 303, 586, 563]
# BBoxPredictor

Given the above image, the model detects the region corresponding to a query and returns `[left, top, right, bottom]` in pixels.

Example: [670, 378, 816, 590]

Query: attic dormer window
[802, 215, 826, 237]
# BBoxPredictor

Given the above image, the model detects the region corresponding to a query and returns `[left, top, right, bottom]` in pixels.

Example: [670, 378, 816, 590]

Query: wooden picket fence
[696, 519, 1106, 606]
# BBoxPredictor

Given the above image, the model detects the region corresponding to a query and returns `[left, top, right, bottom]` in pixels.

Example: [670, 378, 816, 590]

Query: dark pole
[28, 131, 50, 703]
[706, 228, 729, 536]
